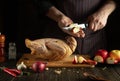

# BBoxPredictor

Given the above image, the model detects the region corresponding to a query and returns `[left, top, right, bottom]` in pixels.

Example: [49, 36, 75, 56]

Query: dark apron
[43, 0, 107, 57]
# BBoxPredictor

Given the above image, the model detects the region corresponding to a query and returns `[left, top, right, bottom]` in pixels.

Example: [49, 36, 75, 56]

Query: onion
[32, 61, 46, 72]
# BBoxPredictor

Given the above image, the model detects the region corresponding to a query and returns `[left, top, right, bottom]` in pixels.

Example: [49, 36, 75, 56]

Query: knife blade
[62, 23, 88, 30]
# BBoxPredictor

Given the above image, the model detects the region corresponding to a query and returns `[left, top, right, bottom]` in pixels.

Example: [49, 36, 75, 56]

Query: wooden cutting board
[17, 54, 95, 68]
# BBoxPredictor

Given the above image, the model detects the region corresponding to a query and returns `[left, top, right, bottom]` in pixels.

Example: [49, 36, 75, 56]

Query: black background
[0, 0, 120, 55]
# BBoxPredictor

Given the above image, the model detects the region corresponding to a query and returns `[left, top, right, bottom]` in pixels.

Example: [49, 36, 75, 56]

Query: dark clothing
[34, 0, 107, 57]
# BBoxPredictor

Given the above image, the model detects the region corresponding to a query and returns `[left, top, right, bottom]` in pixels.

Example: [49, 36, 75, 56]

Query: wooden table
[0, 60, 120, 81]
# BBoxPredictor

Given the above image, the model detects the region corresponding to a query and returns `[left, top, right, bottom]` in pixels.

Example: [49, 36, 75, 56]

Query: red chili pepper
[0, 67, 22, 77]
[3, 68, 17, 77]
[9, 69, 21, 74]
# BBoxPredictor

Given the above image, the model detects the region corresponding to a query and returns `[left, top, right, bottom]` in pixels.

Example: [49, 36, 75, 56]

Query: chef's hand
[87, 0, 116, 32]
[87, 11, 108, 32]
[58, 15, 85, 38]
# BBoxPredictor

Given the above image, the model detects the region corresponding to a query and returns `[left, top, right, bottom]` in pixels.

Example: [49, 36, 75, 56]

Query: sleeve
[33, 0, 53, 15]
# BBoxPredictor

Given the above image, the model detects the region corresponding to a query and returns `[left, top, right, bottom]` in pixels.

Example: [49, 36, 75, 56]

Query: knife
[62, 23, 88, 30]
[83, 72, 110, 81]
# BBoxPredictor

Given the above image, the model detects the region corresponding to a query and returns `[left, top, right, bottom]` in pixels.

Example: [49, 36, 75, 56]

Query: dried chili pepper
[9, 69, 21, 75]
[3, 68, 17, 77]
[0, 67, 21, 77]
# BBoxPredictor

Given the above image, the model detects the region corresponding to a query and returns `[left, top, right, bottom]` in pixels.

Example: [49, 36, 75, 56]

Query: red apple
[109, 50, 120, 61]
[94, 55, 104, 63]
[95, 49, 108, 60]
[106, 57, 118, 64]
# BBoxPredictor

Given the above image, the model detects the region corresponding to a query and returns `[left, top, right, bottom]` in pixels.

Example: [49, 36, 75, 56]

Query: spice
[8, 42, 17, 60]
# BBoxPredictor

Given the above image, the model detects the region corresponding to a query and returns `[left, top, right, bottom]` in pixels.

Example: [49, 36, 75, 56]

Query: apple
[72, 55, 78, 64]
[71, 27, 80, 33]
[109, 50, 120, 61]
[94, 49, 108, 63]
[94, 55, 104, 63]
[95, 49, 108, 59]
[78, 56, 87, 63]
[106, 57, 118, 64]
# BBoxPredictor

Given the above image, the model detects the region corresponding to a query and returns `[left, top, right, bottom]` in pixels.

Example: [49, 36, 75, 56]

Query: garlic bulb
[17, 62, 27, 70]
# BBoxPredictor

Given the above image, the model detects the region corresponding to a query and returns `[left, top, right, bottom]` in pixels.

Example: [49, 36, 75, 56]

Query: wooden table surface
[1, 60, 120, 81]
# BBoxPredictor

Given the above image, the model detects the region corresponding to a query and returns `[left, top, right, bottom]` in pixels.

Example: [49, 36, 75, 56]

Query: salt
[8, 42, 17, 60]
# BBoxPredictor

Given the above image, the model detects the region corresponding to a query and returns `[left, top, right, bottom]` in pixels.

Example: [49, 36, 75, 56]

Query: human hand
[58, 15, 85, 38]
[58, 15, 73, 27]
[87, 11, 108, 31]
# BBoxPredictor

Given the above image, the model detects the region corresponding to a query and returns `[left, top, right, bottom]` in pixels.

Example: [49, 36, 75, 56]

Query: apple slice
[71, 27, 79, 33]
[94, 55, 104, 63]
[78, 56, 97, 65]
[78, 56, 87, 63]
[106, 57, 118, 64]
[72, 55, 78, 64]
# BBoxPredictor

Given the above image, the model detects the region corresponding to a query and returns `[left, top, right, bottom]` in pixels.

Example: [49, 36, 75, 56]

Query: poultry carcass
[25, 36, 77, 61]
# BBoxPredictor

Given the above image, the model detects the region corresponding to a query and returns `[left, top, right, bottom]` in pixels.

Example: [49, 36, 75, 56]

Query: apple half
[106, 57, 118, 64]
[94, 49, 108, 63]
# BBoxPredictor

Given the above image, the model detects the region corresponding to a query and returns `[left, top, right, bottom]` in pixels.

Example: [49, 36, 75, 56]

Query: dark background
[0, 0, 120, 56]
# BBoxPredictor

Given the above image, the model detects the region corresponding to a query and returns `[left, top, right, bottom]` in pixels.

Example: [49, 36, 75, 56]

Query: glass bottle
[8, 42, 16, 60]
